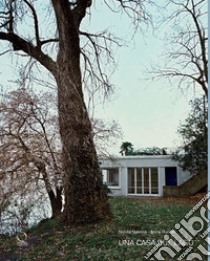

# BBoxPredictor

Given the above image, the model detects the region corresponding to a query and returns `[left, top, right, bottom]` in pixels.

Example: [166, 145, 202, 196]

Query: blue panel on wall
[165, 167, 177, 186]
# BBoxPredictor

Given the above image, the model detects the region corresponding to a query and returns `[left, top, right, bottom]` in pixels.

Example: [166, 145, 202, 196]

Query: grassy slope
[0, 195, 207, 261]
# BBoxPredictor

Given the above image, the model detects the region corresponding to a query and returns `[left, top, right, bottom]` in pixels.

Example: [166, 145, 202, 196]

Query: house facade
[99, 155, 191, 197]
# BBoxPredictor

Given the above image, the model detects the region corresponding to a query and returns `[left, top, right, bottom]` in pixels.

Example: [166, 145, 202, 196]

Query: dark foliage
[120, 142, 167, 156]
[172, 97, 207, 175]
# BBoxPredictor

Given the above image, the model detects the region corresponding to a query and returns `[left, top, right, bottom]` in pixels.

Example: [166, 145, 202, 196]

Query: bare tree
[0, 0, 150, 225]
[151, 0, 208, 97]
[92, 118, 122, 157]
[0, 85, 122, 224]
[0, 87, 63, 218]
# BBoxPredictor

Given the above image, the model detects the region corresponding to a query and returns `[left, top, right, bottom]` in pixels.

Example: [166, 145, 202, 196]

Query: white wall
[99, 156, 191, 197]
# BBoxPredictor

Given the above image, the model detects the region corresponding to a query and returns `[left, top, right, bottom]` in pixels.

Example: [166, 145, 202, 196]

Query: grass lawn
[0, 194, 207, 261]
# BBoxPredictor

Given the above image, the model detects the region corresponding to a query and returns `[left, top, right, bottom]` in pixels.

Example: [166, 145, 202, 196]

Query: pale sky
[0, 1, 205, 156]
[83, 1, 203, 155]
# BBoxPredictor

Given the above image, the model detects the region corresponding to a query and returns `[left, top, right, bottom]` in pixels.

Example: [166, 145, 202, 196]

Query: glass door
[128, 168, 159, 195]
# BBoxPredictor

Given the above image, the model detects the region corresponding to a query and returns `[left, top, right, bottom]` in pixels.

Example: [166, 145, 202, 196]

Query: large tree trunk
[51, 0, 112, 225]
[55, 71, 111, 224]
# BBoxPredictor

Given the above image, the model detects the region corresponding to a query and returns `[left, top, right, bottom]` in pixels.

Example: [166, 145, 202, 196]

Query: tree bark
[54, 68, 111, 224]
[0, 0, 112, 225]
[50, 0, 112, 225]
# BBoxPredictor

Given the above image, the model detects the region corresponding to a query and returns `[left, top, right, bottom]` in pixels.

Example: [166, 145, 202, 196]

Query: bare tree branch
[150, 0, 208, 97]
[0, 32, 57, 74]
[23, 0, 41, 47]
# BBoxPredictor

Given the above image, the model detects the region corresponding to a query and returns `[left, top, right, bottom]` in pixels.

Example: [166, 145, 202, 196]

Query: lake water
[0, 190, 52, 235]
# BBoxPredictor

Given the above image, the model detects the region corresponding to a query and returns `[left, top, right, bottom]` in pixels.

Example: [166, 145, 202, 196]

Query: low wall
[163, 170, 207, 197]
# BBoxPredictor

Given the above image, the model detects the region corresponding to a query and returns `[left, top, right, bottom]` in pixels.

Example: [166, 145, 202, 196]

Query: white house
[99, 155, 191, 197]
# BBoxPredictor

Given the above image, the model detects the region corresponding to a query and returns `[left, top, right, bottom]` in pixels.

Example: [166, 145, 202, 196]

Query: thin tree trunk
[40, 165, 63, 218]
[48, 186, 63, 218]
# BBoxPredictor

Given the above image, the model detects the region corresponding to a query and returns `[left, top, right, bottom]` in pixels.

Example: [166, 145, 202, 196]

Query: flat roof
[100, 155, 173, 160]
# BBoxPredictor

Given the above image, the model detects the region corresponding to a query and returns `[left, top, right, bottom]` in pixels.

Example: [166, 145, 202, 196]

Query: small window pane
[128, 168, 135, 194]
[137, 168, 142, 194]
[107, 168, 119, 186]
[144, 168, 149, 194]
[151, 168, 158, 194]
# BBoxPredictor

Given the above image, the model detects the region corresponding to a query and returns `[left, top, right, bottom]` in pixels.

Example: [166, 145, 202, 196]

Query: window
[144, 168, 149, 194]
[151, 168, 158, 194]
[103, 168, 119, 187]
[136, 168, 142, 194]
[128, 167, 159, 195]
[128, 168, 135, 193]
